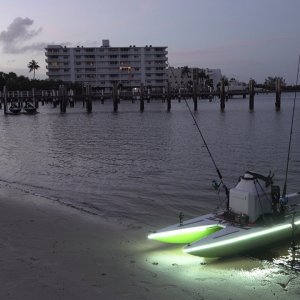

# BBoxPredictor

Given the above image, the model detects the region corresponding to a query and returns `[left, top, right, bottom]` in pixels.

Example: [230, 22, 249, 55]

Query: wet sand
[0, 184, 299, 300]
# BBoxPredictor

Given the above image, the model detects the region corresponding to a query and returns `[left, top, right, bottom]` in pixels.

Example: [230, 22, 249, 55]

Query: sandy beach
[0, 183, 299, 300]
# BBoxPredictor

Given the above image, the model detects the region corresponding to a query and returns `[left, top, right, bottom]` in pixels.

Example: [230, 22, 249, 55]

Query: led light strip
[148, 224, 221, 240]
[184, 222, 299, 253]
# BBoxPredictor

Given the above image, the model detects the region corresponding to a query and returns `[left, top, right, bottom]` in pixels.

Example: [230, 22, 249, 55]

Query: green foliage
[0, 71, 80, 91]
[264, 76, 286, 90]
[27, 60, 40, 79]
[181, 66, 190, 77]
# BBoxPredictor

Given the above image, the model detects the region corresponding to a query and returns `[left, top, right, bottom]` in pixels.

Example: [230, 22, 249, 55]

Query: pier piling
[59, 85, 67, 113]
[113, 82, 118, 112]
[275, 78, 281, 111]
[3, 86, 7, 115]
[249, 79, 255, 110]
[147, 87, 151, 103]
[193, 78, 198, 111]
[140, 83, 145, 112]
[86, 85, 92, 113]
[167, 82, 171, 111]
[32, 88, 38, 108]
[220, 79, 225, 111]
[101, 90, 104, 104]
[69, 89, 75, 108]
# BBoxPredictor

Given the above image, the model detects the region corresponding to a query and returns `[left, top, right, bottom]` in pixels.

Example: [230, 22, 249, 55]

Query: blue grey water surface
[0, 94, 299, 267]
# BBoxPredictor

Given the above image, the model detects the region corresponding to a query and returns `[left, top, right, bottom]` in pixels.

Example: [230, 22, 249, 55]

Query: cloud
[0, 17, 47, 53]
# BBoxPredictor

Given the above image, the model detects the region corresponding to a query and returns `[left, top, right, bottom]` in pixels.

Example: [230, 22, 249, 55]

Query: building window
[47, 49, 59, 53]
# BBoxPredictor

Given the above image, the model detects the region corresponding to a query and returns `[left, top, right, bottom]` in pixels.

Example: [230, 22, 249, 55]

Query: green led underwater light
[148, 225, 222, 244]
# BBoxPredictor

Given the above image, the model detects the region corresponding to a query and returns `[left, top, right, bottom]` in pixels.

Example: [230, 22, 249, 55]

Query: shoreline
[0, 185, 299, 299]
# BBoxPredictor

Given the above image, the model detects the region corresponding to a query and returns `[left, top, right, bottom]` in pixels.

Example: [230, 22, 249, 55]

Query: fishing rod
[184, 99, 230, 209]
[282, 54, 300, 199]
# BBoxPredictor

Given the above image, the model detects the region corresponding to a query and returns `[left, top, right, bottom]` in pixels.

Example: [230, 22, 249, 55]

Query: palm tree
[181, 66, 190, 79]
[181, 66, 191, 90]
[27, 60, 40, 79]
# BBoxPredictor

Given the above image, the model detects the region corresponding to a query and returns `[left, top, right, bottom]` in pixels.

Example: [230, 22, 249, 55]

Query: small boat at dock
[9, 103, 22, 114]
[23, 102, 37, 114]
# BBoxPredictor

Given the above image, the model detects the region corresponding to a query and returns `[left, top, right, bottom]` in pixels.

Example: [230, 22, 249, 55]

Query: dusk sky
[1, 0, 300, 84]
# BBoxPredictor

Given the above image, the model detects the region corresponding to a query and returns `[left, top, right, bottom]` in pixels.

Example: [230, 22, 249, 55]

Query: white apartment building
[45, 40, 168, 91]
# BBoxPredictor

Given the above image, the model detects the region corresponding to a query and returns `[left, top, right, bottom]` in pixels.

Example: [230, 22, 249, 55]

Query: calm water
[0, 93, 299, 269]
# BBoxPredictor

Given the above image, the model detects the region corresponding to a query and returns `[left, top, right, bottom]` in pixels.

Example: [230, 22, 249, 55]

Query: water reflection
[273, 245, 300, 272]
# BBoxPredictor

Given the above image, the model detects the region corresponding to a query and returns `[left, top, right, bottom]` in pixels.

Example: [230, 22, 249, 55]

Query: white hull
[184, 214, 300, 258]
[148, 189, 300, 258]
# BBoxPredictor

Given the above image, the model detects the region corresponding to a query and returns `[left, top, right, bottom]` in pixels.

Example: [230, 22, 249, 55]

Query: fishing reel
[271, 185, 287, 215]
[279, 196, 288, 206]
[279, 196, 289, 214]
[212, 179, 221, 191]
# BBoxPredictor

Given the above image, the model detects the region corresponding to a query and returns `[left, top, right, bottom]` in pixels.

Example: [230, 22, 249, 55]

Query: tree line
[219, 75, 300, 91]
[1, 61, 299, 93]
[0, 70, 82, 92]
[1, 60, 82, 92]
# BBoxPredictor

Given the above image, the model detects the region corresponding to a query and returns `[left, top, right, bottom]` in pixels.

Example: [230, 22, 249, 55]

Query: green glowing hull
[184, 217, 300, 258]
[148, 213, 223, 244]
[149, 225, 222, 244]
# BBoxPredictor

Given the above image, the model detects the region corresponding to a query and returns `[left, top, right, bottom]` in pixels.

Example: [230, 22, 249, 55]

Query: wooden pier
[0, 80, 285, 114]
